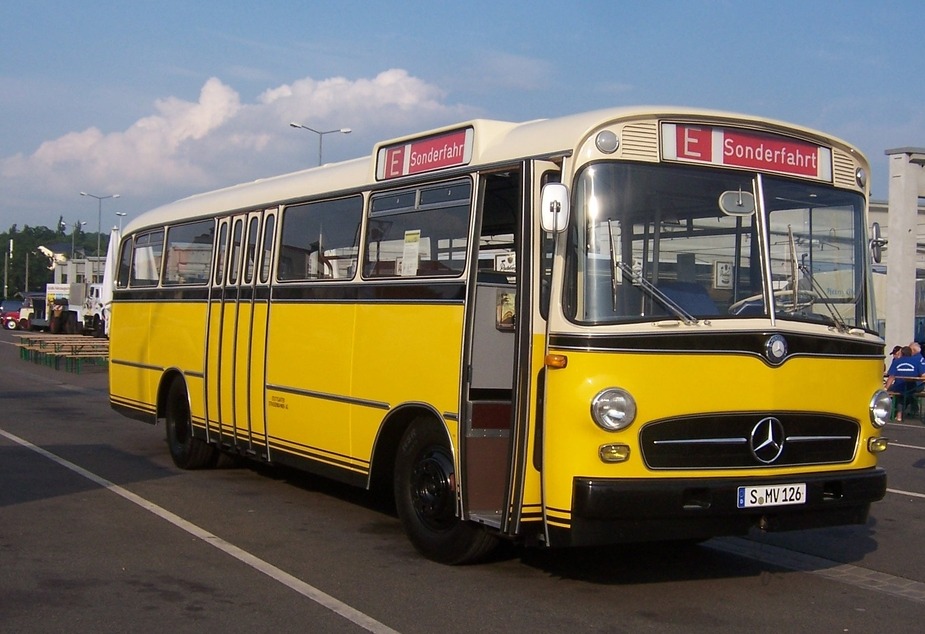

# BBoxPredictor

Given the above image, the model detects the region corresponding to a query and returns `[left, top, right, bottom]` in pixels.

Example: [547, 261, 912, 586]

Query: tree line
[1, 217, 110, 299]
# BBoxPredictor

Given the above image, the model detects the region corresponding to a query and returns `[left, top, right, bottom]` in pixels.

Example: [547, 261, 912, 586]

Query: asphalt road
[2, 328, 924, 633]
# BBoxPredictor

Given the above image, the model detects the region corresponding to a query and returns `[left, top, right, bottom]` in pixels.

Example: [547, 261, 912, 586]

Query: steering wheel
[728, 288, 817, 315]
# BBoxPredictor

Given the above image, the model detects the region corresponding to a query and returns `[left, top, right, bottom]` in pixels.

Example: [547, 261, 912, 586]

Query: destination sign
[661, 123, 832, 181]
[377, 127, 473, 180]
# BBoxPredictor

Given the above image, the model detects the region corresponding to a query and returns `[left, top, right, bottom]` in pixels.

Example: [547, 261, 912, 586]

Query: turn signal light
[599, 443, 630, 463]
[545, 354, 568, 369]
[868, 437, 888, 453]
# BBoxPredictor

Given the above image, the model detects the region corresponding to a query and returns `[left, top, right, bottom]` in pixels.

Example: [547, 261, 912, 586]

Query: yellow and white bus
[110, 106, 889, 563]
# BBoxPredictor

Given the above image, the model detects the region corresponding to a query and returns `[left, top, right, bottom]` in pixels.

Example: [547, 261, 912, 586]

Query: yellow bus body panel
[541, 348, 884, 518]
[110, 301, 208, 421]
[264, 300, 464, 471]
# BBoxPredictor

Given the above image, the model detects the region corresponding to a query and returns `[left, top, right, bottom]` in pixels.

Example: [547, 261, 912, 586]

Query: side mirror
[540, 183, 570, 233]
[718, 189, 756, 217]
[870, 222, 886, 264]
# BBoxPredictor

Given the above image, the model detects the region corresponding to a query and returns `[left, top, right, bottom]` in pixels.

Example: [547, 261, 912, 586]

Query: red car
[1, 299, 23, 330]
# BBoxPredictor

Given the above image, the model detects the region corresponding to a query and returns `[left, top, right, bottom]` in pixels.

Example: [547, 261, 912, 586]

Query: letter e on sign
[384, 146, 406, 179]
[678, 125, 712, 161]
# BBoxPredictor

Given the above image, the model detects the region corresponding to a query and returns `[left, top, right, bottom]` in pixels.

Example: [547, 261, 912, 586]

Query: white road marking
[888, 441, 925, 451]
[0, 427, 400, 634]
[887, 487, 925, 499]
[707, 537, 925, 603]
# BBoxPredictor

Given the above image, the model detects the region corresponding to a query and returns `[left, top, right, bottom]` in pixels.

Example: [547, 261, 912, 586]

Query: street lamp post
[80, 191, 120, 283]
[71, 220, 87, 257]
[71, 221, 87, 283]
[116, 212, 127, 232]
[289, 122, 351, 166]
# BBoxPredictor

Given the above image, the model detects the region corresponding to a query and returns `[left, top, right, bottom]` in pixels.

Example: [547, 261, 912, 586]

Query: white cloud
[1, 69, 474, 227]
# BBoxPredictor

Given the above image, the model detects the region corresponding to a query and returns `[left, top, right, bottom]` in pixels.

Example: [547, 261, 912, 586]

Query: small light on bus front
[594, 130, 620, 154]
[545, 353, 568, 369]
[591, 388, 637, 431]
[855, 167, 867, 189]
[868, 437, 889, 453]
[599, 443, 631, 463]
[869, 390, 892, 428]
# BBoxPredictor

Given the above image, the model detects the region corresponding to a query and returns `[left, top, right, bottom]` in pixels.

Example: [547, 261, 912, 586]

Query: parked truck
[18, 283, 104, 335]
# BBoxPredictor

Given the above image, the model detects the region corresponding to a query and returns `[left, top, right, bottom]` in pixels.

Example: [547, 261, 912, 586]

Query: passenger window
[243, 216, 259, 285]
[163, 220, 214, 286]
[228, 219, 243, 285]
[130, 230, 164, 287]
[260, 215, 276, 284]
[214, 223, 228, 285]
[365, 180, 471, 278]
[117, 239, 133, 289]
[278, 196, 362, 281]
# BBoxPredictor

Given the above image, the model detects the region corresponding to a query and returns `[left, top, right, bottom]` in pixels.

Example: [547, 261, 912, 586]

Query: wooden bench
[14, 333, 109, 373]
[887, 388, 925, 421]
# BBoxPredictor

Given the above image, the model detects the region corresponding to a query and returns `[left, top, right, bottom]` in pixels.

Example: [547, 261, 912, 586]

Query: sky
[1, 0, 923, 233]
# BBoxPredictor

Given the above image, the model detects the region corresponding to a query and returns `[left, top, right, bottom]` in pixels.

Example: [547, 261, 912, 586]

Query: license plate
[737, 483, 806, 508]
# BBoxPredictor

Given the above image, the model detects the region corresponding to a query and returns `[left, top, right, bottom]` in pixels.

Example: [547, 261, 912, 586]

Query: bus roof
[123, 106, 867, 235]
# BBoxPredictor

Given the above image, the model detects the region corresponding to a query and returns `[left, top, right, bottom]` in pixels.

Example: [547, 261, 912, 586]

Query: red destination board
[377, 128, 473, 180]
[661, 123, 832, 181]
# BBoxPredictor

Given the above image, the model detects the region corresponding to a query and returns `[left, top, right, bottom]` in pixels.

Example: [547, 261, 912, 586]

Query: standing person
[885, 346, 921, 422]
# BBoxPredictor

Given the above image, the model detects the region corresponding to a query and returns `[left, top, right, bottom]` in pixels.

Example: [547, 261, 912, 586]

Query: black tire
[4, 319, 16, 330]
[165, 378, 216, 469]
[394, 418, 498, 564]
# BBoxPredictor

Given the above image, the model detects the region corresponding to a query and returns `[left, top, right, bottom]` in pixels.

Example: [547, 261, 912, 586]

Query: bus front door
[463, 166, 549, 536]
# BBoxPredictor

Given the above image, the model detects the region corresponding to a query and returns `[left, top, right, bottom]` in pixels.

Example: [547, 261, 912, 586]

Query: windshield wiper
[797, 261, 850, 332]
[605, 220, 699, 325]
[616, 260, 699, 325]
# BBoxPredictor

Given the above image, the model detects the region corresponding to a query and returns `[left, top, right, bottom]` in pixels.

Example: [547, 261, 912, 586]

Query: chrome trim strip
[266, 383, 390, 410]
[653, 437, 747, 445]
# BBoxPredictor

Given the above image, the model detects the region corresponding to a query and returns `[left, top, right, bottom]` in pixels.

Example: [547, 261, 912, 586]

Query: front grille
[640, 413, 859, 470]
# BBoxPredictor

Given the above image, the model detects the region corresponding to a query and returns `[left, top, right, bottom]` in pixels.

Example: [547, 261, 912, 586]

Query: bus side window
[214, 223, 228, 286]
[130, 229, 164, 287]
[278, 196, 362, 281]
[163, 220, 214, 286]
[117, 238, 133, 289]
[365, 180, 471, 278]
[260, 214, 275, 284]
[243, 216, 259, 285]
[228, 218, 243, 285]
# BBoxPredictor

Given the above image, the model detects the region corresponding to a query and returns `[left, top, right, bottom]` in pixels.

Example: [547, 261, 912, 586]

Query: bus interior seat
[656, 281, 718, 317]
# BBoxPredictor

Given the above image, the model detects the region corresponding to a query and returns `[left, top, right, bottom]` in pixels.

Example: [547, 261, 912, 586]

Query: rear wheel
[4, 319, 16, 330]
[394, 418, 498, 564]
[165, 378, 216, 469]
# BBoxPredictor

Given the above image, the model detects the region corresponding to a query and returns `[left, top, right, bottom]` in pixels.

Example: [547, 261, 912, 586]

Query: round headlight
[870, 389, 891, 428]
[591, 388, 637, 431]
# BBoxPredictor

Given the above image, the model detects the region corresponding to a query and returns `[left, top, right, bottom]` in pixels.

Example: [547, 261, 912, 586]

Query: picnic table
[14, 332, 109, 373]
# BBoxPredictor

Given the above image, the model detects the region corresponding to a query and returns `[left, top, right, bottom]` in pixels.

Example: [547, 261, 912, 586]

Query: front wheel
[394, 418, 497, 564]
[4, 319, 16, 330]
[164, 378, 216, 469]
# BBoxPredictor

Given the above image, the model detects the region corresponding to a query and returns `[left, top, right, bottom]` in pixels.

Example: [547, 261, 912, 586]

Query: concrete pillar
[884, 147, 925, 350]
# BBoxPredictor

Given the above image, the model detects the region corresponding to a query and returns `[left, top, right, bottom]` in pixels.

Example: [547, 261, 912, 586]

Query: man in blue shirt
[886, 346, 923, 422]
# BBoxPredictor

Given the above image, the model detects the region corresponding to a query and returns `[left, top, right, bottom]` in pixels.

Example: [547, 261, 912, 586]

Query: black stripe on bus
[272, 282, 466, 303]
[114, 287, 211, 302]
[113, 281, 466, 303]
[549, 331, 883, 359]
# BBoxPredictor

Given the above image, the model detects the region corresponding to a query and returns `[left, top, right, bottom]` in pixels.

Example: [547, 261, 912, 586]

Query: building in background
[869, 199, 925, 341]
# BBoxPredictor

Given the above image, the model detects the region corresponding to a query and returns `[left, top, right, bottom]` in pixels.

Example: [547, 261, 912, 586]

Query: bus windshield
[564, 163, 873, 329]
